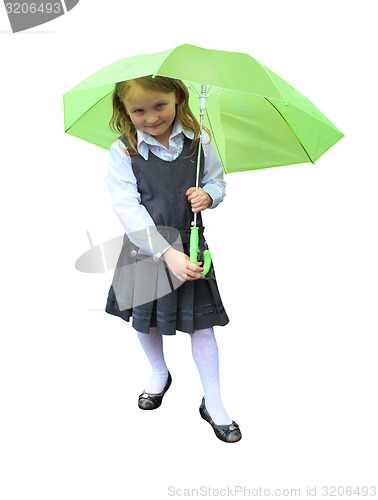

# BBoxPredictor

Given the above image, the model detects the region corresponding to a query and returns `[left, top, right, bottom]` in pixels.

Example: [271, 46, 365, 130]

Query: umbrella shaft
[195, 113, 204, 191]
[194, 113, 204, 228]
[193, 85, 207, 228]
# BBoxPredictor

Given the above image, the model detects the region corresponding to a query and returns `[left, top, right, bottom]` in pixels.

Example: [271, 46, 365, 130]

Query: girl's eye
[134, 109, 144, 114]
[156, 103, 165, 109]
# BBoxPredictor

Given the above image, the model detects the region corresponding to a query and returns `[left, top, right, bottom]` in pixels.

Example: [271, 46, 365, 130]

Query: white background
[1, 1, 377, 498]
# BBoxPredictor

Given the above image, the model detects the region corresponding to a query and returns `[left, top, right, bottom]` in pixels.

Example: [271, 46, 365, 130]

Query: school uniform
[105, 122, 229, 335]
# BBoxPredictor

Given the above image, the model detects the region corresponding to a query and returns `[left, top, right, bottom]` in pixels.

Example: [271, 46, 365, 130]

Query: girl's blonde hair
[109, 75, 210, 156]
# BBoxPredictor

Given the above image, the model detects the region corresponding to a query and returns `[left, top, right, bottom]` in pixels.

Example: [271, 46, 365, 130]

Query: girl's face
[123, 83, 179, 146]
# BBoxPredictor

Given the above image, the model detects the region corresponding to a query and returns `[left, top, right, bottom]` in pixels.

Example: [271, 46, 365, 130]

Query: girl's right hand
[161, 247, 204, 282]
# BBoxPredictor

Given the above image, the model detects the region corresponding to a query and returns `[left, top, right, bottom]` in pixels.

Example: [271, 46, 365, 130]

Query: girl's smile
[123, 83, 179, 148]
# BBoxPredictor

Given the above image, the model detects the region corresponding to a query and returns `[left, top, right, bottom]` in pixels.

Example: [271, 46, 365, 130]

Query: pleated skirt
[105, 229, 229, 335]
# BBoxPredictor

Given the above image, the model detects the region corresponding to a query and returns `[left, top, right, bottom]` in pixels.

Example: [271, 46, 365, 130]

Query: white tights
[136, 327, 232, 425]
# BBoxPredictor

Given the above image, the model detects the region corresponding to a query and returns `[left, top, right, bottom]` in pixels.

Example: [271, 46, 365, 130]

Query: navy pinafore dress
[105, 135, 229, 335]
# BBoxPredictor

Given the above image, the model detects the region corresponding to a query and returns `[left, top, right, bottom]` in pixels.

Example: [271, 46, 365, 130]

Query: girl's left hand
[186, 187, 213, 213]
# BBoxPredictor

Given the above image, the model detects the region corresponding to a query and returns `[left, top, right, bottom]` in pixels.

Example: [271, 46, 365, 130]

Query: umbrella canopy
[63, 43, 343, 173]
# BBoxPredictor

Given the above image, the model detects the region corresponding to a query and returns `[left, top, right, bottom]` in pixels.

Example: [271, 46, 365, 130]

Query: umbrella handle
[190, 227, 211, 275]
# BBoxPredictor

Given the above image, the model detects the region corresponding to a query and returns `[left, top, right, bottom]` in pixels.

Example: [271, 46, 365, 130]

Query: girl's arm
[200, 130, 226, 209]
[106, 141, 171, 258]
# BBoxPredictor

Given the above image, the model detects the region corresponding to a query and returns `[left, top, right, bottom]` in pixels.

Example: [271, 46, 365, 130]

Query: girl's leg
[136, 327, 169, 393]
[190, 327, 232, 425]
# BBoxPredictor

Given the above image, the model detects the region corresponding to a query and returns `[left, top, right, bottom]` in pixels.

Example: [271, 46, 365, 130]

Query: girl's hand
[186, 187, 213, 213]
[161, 247, 204, 282]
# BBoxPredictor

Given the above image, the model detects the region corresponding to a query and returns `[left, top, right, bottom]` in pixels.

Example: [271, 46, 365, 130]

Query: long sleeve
[106, 141, 171, 258]
[201, 131, 226, 209]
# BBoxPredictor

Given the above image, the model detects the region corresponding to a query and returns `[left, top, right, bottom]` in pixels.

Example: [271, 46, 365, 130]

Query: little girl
[105, 75, 241, 443]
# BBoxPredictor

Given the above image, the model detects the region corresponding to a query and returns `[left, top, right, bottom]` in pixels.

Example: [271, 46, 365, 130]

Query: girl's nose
[146, 114, 159, 125]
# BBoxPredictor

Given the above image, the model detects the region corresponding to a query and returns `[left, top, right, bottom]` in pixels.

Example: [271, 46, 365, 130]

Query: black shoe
[138, 372, 172, 410]
[199, 397, 242, 443]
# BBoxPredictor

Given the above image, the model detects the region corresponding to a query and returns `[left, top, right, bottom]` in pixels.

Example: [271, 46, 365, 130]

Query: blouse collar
[136, 120, 194, 160]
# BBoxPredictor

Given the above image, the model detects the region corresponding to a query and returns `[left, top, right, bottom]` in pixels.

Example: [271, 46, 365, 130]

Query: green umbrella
[63, 43, 344, 274]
